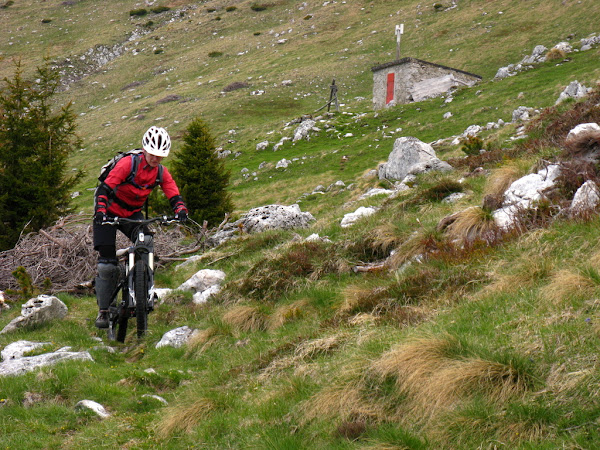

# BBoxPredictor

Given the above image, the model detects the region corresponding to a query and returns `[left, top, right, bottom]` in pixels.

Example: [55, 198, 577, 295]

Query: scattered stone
[1, 295, 68, 334]
[570, 180, 600, 215]
[75, 400, 110, 418]
[155, 326, 197, 349]
[341, 206, 378, 228]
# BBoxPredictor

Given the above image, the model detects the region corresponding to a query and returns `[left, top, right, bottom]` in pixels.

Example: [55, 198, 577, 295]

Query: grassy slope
[1, 0, 600, 448]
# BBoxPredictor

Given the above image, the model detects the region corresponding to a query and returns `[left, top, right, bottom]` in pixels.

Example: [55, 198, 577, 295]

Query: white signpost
[395, 24, 404, 60]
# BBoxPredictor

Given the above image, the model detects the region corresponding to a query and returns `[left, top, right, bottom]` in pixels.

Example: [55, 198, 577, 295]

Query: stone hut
[372, 57, 481, 110]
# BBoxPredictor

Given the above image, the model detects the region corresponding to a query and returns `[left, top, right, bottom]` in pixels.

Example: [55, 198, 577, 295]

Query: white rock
[75, 400, 110, 418]
[155, 326, 197, 349]
[341, 206, 377, 228]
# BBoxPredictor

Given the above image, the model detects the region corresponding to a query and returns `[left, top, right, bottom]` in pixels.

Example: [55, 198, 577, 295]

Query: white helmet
[142, 126, 171, 157]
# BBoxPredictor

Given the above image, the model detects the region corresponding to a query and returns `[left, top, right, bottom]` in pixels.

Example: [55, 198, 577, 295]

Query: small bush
[41, 18, 52, 23]
[208, 51, 223, 58]
[546, 48, 566, 61]
[150, 5, 170, 13]
[129, 8, 148, 17]
[250, 3, 269, 12]
[419, 177, 464, 202]
[153, 48, 163, 54]
[433, 3, 445, 11]
[303, 14, 313, 20]
[253, 31, 261, 36]
[225, 6, 237, 12]
[215, 16, 222, 21]
[144, 20, 154, 27]
[223, 81, 249, 92]
[206, 7, 217, 13]
[1, 1, 14, 8]
[460, 135, 484, 156]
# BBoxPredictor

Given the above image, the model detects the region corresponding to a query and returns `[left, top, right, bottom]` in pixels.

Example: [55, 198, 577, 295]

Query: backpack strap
[120, 153, 163, 190]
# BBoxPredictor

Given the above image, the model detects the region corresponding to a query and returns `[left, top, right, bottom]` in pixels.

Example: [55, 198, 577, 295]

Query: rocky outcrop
[378, 137, 452, 181]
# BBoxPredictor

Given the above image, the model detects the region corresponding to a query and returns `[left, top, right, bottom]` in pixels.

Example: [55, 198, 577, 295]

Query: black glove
[175, 210, 188, 223]
[94, 211, 107, 225]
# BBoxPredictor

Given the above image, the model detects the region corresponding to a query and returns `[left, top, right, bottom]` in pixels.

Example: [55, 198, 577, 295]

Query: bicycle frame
[102, 216, 176, 342]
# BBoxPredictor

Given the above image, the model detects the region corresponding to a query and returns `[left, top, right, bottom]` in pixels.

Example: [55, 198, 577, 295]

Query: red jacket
[99, 153, 181, 218]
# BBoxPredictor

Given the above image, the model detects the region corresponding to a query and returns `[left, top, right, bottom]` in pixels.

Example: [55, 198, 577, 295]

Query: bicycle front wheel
[134, 260, 149, 338]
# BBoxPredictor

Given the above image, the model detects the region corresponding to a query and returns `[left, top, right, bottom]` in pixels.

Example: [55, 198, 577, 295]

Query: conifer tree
[170, 117, 233, 227]
[0, 61, 82, 250]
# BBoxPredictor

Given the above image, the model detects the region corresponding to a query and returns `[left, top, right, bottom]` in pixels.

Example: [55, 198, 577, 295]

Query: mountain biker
[92, 126, 188, 329]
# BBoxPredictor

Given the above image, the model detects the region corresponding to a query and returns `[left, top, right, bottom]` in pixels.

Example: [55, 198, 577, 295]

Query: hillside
[1, 0, 600, 448]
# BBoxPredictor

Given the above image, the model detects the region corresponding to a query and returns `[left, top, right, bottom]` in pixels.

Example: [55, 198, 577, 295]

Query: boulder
[1, 295, 68, 334]
[75, 400, 110, 418]
[0, 346, 93, 377]
[179, 269, 226, 293]
[493, 165, 561, 229]
[341, 206, 378, 228]
[293, 119, 317, 142]
[155, 326, 197, 349]
[570, 180, 600, 215]
[378, 137, 452, 181]
[242, 204, 315, 233]
[556, 81, 591, 105]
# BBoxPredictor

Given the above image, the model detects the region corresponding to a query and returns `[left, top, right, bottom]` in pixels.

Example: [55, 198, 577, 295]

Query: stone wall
[372, 57, 481, 109]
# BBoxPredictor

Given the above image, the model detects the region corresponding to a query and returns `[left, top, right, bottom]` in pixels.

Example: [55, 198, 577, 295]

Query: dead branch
[0, 214, 214, 294]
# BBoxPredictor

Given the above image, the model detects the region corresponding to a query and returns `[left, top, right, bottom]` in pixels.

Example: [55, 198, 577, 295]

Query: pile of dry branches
[0, 215, 209, 294]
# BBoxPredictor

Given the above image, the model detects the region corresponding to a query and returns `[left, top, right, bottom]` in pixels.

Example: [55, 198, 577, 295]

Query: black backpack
[98, 149, 163, 189]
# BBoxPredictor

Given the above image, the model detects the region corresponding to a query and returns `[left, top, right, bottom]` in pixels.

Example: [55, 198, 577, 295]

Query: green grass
[2, 0, 600, 447]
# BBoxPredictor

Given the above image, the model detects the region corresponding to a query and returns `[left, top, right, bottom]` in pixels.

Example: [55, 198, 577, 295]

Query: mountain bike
[102, 216, 178, 342]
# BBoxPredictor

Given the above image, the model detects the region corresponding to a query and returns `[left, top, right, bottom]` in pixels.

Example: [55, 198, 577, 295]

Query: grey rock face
[378, 137, 452, 181]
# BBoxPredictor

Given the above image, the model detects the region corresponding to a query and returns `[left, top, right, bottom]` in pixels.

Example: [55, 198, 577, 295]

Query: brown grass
[539, 269, 599, 305]
[222, 305, 267, 333]
[268, 299, 308, 330]
[370, 335, 530, 422]
[156, 397, 215, 438]
[443, 206, 500, 244]
[484, 163, 526, 198]
[184, 326, 223, 358]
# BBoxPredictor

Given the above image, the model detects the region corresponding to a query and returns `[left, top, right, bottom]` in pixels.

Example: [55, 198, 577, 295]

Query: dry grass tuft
[301, 380, 384, 425]
[156, 397, 215, 438]
[259, 335, 344, 381]
[184, 326, 223, 358]
[339, 285, 386, 317]
[371, 335, 530, 421]
[539, 269, 598, 305]
[484, 163, 526, 198]
[222, 305, 267, 333]
[443, 206, 501, 244]
[268, 299, 308, 330]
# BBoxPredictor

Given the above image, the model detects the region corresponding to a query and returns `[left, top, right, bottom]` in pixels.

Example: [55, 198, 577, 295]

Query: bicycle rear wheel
[134, 260, 148, 338]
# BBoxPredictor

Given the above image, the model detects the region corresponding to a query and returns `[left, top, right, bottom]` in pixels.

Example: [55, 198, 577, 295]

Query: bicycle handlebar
[101, 216, 179, 226]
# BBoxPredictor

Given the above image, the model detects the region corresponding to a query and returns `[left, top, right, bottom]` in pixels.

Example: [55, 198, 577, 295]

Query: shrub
[41, 18, 52, 23]
[144, 20, 154, 27]
[250, 3, 269, 12]
[222, 81, 249, 92]
[129, 8, 148, 17]
[0, 1, 14, 8]
[150, 5, 170, 13]
[206, 7, 217, 12]
[419, 177, 464, 202]
[153, 48, 163, 54]
[225, 6, 237, 12]
[253, 31, 261, 36]
[460, 135, 484, 156]
[208, 51, 223, 58]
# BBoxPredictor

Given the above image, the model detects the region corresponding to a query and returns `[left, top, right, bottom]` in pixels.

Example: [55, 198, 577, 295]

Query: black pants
[93, 212, 146, 261]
